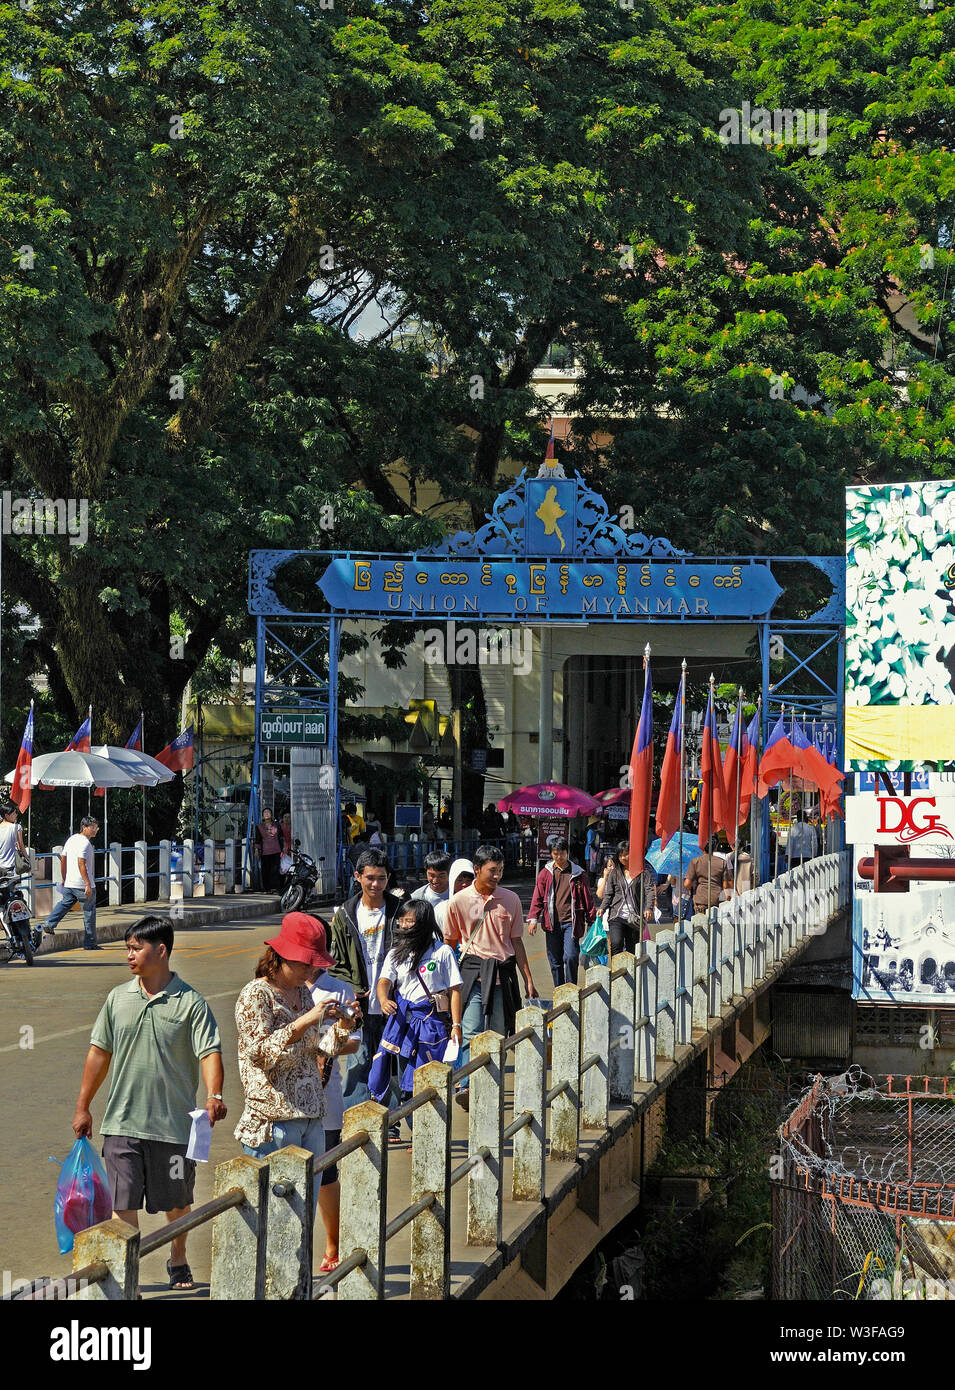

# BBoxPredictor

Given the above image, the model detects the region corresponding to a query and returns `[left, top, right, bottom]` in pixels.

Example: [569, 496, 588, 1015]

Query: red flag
[655, 671, 685, 850]
[722, 696, 745, 847]
[628, 651, 653, 873]
[154, 725, 194, 773]
[757, 714, 798, 797]
[12, 703, 34, 813]
[698, 686, 726, 849]
[740, 708, 759, 824]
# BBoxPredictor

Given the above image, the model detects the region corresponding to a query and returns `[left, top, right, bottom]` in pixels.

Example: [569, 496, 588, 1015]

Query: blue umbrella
[645, 835, 697, 877]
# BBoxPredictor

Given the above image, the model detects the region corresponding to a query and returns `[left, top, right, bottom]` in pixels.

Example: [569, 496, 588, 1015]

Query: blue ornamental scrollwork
[425, 470, 690, 560]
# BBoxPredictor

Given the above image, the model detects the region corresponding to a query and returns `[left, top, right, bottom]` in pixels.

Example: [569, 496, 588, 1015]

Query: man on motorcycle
[0, 800, 26, 874]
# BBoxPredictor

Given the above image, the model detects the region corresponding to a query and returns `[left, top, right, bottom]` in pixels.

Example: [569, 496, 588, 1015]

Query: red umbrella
[497, 781, 600, 818]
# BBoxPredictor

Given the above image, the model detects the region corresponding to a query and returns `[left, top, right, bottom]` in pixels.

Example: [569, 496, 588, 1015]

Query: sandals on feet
[166, 1259, 195, 1290]
[319, 1255, 339, 1273]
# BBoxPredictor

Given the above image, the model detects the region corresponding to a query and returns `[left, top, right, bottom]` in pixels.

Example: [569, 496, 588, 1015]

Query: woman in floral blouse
[234, 912, 354, 1195]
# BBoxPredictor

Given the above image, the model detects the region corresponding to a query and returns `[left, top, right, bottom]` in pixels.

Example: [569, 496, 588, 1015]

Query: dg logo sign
[846, 794, 955, 846]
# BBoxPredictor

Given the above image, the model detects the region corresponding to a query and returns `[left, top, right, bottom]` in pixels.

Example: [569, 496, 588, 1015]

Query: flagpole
[750, 696, 761, 887]
[678, 660, 686, 921]
[639, 643, 650, 933]
[706, 673, 715, 911]
[141, 712, 146, 845]
[787, 706, 795, 871]
[773, 703, 784, 882]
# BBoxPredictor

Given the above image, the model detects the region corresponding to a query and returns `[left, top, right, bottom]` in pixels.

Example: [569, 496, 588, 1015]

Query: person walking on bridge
[71, 916, 227, 1291]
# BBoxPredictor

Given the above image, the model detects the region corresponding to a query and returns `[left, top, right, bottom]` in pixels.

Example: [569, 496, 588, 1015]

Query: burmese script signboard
[316, 557, 782, 621]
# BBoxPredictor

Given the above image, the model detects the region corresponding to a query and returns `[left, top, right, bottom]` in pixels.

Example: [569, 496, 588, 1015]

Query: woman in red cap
[234, 912, 355, 1192]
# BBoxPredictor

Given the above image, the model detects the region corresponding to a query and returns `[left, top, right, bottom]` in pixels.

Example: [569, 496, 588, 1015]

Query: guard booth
[247, 470, 845, 888]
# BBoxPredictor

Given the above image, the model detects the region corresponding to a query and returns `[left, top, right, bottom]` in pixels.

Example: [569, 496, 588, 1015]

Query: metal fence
[772, 1068, 955, 1300]
[22, 837, 255, 918]
[12, 851, 849, 1302]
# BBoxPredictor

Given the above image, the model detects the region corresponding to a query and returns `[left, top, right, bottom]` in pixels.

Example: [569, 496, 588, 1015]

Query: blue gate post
[760, 618, 772, 885]
[327, 616, 341, 896]
[247, 614, 266, 890]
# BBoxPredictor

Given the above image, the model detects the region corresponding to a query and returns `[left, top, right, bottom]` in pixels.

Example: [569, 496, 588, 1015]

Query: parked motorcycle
[0, 872, 36, 965]
[279, 842, 321, 913]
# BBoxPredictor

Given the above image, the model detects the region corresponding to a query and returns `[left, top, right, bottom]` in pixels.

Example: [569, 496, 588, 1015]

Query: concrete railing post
[692, 913, 710, 1030]
[719, 904, 735, 1002]
[203, 837, 215, 896]
[467, 1030, 505, 1247]
[241, 836, 254, 893]
[674, 925, 693, 1047]
[210, 1155, 269, 1300]
[512, 1006, 547, 1199]
[24, 847, 36, 916]
[52, 845, 63, 889]
[264, 1144, 313, 1300]
[708, 909, 722, 1019]
[609, 952, 636, 1102]
[338, 1101, 389, 1300]
[581, 964, 610, 1130]
[108, 842, 122, 907]
[158, 839, 171, 900]
[549, 983, 580, 1162]
[182, 839, 195, 899]
[133, 840, 147, 903]
[730, 900, 744, 997]
[410, 1061, 453, 1299]
[637, 942, 657, 1082]
[655, 931, 675, 1062]
[224, 838, 235, 893]
[71, 1218, 139, 1300]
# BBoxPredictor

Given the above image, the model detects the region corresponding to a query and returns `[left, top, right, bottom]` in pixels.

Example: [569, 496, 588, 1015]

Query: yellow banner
[845, 705, 955, 762]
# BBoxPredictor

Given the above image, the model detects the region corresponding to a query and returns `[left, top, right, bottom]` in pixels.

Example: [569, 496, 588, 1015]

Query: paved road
[0, 885, 553, 1299]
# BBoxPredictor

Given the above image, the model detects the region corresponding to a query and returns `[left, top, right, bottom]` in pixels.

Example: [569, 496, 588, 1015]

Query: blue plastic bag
[50, 1137, 112, 1254]
[580, 913, 607, 957]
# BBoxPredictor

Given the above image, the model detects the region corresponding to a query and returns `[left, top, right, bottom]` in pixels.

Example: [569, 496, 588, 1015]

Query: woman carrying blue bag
[369, 900, 463, 1143]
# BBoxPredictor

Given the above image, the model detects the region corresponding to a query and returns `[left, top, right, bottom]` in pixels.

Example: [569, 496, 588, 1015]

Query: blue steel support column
[836, 627, 846, 855]
[760, 618, 772, 884]
[327, 616, 341, 895]
[247, 615, 266, 889]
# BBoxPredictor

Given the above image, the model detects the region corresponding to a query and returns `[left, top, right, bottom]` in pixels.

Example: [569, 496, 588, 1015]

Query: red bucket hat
[265, 912, 336, 970]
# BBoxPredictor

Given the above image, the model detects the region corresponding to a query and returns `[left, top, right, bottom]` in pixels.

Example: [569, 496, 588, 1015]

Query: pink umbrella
[593, 787, 630, 808]
[497, 781, 600, 818]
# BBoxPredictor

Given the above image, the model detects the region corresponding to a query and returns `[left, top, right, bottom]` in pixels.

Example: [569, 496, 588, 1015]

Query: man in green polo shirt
[71, 916, 227, 1291]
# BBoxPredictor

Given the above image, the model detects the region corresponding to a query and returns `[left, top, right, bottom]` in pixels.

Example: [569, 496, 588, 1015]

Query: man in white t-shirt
[309, 968, 362, 1274]
[41, 816, 100, 950]
[410, 851, 451, 907]
[0, 801, 25, 874]
[328, 849, 404, 1107]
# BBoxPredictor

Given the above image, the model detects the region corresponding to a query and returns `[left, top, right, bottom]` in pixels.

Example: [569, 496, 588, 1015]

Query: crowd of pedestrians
[62, 812, 786, 1288]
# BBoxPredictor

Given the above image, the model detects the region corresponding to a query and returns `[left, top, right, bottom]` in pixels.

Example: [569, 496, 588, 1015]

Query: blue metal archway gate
[247, 471, 845, 891]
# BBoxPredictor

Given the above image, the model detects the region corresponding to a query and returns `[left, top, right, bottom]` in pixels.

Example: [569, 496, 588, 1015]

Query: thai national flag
[65, 709, 92, 753]
[698, 687, 726, 850]
[628, 652, 653, 873]
[722, 696, 747, 847]
[655, 672, 684, 850]
[12, 703, 34, 812]
[125, 717, 144, 752]
[154, 724, 195, 773]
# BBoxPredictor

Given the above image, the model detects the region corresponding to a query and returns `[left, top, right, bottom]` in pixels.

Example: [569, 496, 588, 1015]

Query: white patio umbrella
[90, 746, 175, 849]
[5, 750, 137, 839]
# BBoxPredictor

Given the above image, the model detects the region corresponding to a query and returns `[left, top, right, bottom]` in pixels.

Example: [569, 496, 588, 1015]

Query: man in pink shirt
[444, 844, 538, 1108]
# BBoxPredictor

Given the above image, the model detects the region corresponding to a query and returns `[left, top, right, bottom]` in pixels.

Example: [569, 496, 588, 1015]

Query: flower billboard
[845, 481, 955, 767]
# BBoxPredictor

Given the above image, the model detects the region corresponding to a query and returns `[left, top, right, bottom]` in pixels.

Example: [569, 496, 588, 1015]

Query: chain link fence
[772, 1067, 955, 1299]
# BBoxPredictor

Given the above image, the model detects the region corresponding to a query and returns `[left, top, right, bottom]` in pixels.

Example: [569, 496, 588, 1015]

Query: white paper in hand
[442, 1036, 460, 1064]
[186, 1108, 212, 1162]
